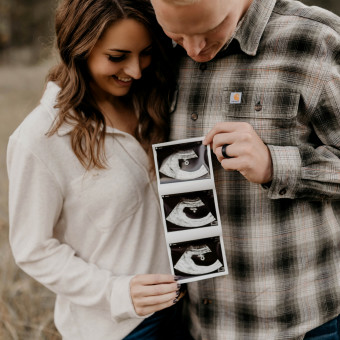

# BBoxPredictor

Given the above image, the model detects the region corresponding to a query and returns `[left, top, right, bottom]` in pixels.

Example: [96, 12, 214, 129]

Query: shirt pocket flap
[222, 90, 301, 145]
[222, 89, 300, 120]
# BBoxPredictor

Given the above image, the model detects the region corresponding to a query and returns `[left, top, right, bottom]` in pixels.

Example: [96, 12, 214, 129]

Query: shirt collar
[221, 0, 277, 57]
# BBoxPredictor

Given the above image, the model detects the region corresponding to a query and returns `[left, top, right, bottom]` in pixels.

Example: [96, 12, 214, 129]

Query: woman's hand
[130, 274, 180, 316]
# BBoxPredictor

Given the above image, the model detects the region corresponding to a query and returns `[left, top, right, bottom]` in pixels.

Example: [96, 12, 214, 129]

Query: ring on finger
[221, 144, 231, 158]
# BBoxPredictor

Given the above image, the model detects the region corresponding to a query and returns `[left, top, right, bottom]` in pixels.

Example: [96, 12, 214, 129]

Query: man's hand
[203, 122, 273, 184]
[130, 274, 180, 316]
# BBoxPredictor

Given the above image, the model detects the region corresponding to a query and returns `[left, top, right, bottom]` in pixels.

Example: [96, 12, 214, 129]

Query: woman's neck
[97, 97, 138, 136]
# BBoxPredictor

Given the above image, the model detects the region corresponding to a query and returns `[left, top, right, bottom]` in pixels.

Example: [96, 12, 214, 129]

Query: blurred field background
[0, 0, 339, 339]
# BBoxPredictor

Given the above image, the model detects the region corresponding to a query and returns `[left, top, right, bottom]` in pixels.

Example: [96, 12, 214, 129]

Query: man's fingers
[203, 123, 228, 145]
[203, 122, 251, 145]
[217, 144, 235, 160]
[202, 121, 273, 183]
[211, 133, 235, 152]
[220, 157, 243, 171]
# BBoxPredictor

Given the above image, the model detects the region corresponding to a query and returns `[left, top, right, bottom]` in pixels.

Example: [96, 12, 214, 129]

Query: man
[150, 0, 340, 339]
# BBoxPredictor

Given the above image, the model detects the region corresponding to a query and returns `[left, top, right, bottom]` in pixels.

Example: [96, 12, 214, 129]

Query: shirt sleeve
[266, 72, 340, 200]
[7, 136, 144, 323]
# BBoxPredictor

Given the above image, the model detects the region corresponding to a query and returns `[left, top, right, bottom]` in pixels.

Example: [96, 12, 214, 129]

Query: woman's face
[87, 19, 153, 100]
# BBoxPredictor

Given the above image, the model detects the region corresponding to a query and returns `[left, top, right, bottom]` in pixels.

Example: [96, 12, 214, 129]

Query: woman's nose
[124, 58, 142, 79]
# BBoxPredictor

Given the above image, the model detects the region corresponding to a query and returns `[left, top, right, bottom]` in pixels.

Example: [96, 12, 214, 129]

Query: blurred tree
[0, 0, 11, 49]
[9, 0, 55, 47]
[0, 0, 339, 63]
[0, 0, 56, 63]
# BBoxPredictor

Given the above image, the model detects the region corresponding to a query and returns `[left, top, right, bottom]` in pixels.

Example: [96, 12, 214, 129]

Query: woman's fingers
[130, 274, 181, 316]
[131, 274, 176, 285]
[134, 297, 178, 316]
[130, 274, 178, 297]
[132, 290, 180, 316]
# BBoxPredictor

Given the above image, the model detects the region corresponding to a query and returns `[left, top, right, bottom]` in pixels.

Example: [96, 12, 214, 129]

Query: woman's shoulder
[10, 82, 61, 147]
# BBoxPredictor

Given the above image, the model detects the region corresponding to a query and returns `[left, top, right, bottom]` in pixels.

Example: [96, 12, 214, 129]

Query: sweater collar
[40, 82, 73, 136]
[41, 82, 120, 137]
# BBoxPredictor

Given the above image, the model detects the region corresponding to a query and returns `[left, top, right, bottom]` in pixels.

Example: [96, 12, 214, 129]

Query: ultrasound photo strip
[152, 137, 228, 283]
[170, 237, 225, 278]
[159, 149, 209, 181]
[162, 190, 218, 232]
[155, 140, 211, 185]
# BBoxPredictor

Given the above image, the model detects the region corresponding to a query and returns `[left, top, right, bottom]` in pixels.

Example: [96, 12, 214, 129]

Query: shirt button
[191, 113, 198, 121]
[279, 188, 287, 195]
[262, 181, 272, 190]
[199, 63, 207, 71]
[202, 298, 213, 305]
[255, 101, 262, 111]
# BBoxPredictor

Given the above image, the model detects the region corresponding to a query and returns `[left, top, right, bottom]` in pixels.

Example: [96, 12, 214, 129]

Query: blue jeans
[123, 300, 192, 340]
[304, 315, 340, 340]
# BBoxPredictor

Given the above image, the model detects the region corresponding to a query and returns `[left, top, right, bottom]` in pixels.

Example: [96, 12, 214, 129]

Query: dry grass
[0, 58, 62, 339]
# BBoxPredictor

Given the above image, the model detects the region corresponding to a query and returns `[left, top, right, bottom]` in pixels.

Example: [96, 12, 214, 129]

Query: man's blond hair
[160, 0, 201, 5]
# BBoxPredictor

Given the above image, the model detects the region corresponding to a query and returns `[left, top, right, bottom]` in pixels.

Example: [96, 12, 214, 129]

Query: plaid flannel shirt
[169, 0, 340, 339]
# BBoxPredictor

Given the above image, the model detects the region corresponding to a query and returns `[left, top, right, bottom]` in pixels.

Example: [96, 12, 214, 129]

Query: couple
[7, 0, 340, 339]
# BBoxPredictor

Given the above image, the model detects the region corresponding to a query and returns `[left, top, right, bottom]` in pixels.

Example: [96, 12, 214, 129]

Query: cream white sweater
[7, 82, 171, 339]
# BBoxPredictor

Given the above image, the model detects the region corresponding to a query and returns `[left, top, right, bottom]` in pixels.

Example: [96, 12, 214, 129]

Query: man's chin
[189, 49, 219, 63]
[191, 54, 215, 63]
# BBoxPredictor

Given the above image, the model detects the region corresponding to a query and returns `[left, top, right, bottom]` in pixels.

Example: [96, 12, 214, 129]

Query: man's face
[151, 0, 251, 62]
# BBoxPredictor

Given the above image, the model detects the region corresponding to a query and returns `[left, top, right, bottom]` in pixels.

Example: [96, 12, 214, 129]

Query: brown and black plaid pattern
[169, 0, 340, 339]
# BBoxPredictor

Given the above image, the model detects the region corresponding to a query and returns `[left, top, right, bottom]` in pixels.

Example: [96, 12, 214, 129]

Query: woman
[7, 0, 188, 339]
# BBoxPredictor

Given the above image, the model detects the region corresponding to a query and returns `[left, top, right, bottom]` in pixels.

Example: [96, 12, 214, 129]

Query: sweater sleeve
[7, 135, 144, 323]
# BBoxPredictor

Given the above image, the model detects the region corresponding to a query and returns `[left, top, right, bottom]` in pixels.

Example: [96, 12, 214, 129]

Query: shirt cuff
[264, 145, 301, 199]
[110, 275, 150, 322]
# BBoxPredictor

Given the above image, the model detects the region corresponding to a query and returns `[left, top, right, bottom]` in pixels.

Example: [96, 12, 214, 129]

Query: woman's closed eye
[107, 54, 126, 62]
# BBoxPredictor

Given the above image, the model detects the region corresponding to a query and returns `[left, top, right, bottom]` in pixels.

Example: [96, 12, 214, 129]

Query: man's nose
[182, 36, 206, 58]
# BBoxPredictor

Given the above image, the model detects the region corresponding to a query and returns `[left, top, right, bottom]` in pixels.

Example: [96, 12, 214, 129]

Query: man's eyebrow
[208, 14, 228, 33]
[164, 15, 227, 36]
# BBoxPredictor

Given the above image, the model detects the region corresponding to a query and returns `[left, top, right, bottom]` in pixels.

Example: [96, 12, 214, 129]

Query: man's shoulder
[261, 0, 340, 58]
[272, 0, 340, 35]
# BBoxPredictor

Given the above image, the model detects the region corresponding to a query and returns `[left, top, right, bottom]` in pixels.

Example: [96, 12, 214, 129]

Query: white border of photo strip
[152, 136, 228, 284]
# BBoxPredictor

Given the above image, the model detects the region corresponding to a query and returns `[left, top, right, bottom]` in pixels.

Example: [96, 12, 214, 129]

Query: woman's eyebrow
[143, 43, 153, 50]
[107, 43, 152, 53]
[108, 48, 131, 53]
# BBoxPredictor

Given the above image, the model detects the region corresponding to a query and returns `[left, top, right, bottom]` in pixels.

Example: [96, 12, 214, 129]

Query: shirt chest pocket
[70, 155, 144, 233]
[220, 90, 301, 146]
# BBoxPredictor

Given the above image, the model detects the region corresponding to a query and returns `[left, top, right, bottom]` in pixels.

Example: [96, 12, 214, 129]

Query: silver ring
[221, 144, 230, 158]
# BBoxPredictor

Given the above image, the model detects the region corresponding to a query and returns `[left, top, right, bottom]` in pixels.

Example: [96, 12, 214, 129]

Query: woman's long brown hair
[47, 0, 176, 170]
